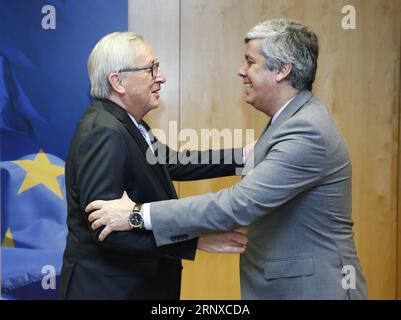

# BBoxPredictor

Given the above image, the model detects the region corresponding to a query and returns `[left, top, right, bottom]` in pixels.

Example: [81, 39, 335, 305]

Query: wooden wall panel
[398, 11, 401, 300]
[179, 0, 258, 300]
[129, 0, 180, 138]
[129, 0, 181, 192]
[130, 0, 401, 299]
[309, 0, 401, 299]
[179, 0, 401, 300]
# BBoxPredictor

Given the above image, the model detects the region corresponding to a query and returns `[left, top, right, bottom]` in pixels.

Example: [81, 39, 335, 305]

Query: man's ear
[108, 73, 125, 94]
[276, 63, 292, 82]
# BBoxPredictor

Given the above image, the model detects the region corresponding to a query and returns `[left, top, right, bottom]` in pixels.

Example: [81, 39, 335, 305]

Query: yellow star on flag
[2, 228, 15, 248]
[13, 150, 65, 199]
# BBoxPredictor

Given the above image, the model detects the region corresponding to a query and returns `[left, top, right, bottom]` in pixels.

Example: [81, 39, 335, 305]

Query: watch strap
[133, 203, 143, 212]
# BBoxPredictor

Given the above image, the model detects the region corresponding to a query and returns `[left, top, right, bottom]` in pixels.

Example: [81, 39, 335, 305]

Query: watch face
[130, 212, 143, 228]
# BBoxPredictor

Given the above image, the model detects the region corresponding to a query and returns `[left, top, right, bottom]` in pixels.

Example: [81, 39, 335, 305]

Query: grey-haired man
[60, 32, 248, 300]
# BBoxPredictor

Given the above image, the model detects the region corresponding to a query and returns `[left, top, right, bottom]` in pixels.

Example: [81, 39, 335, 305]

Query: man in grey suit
[86, 19, 368, 299]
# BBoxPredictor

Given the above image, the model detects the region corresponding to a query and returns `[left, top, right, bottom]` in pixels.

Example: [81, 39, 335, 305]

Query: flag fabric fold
[0, 0, 128, 299]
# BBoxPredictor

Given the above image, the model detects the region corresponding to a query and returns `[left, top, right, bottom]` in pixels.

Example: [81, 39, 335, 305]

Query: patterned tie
[138, 123, 154, 154]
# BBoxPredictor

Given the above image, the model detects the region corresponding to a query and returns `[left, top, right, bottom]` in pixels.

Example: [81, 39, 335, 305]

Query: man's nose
[238, 64, 247, 78]
[155, 68, 166, 83]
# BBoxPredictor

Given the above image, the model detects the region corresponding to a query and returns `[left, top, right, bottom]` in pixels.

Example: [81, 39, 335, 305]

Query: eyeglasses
[118, 61, 159, 78]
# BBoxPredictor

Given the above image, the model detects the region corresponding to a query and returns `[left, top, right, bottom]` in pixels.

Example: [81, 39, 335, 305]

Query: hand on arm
[197, 227, 248, 254]
[86, 191, 135, 241]
[86, 192, 249, 254]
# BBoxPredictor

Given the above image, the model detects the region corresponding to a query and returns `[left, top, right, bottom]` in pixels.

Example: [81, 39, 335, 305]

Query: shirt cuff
[142, 203, 152, 230]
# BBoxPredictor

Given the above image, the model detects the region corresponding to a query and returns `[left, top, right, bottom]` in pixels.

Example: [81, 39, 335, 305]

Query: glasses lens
[152, 63, 158, 78]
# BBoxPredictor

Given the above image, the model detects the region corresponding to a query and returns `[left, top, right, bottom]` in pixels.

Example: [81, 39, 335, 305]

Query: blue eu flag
[0, 0, 127, 299]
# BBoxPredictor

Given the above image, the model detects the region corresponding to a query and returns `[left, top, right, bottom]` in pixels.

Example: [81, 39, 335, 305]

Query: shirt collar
[271, 96, 296, 125]
[127, 112, 140, 128]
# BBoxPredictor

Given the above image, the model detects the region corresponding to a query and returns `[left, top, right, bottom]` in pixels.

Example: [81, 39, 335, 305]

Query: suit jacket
[148, 90, 368, 299]
[60, 99, 241, 299]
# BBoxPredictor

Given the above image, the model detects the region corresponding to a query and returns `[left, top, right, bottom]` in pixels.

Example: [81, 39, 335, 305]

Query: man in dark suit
[59, 32, 247, 299]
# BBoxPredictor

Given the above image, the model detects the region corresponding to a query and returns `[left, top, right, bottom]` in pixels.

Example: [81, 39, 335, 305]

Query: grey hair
[88, 32, 146, 99]
[245, 19, 319, 91]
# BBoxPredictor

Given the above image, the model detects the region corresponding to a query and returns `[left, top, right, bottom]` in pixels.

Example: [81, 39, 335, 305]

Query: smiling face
[238, 39, 280, 115]
[121, 43, 165, 118]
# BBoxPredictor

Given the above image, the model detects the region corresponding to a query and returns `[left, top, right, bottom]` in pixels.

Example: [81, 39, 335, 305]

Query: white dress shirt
[127, 113, 154, 153]
[126, 113, 153, 228]
[270, 96, 295, 125]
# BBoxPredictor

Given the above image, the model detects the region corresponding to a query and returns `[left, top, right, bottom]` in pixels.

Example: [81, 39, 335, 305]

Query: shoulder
[74, 102, 127, 142]
[71, 104, 126, 148]
[82, 102, 122, 129]
[267, 99, 333, 154]
[273, 97, 348, 162]
[281, 97, 338, 141]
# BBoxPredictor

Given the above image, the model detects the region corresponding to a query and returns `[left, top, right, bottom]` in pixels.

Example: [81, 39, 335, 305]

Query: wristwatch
[128, 203, 144, 229]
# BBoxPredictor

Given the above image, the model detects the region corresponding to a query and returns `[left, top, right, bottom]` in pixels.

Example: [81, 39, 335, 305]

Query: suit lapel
[244, 90, 313, 173]
[263, 90, 313, 142]
[98, 99, 177, 198]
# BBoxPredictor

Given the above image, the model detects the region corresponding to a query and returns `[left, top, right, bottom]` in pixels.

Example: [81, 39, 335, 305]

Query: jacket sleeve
[141, 120, 244, 181]
[75, 126, 196, 260]
[161, 143, 244, 181]
[148, 118, 329, 246]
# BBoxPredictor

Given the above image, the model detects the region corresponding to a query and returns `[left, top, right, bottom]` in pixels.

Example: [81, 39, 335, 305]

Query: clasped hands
[85, 192, 248, 254]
